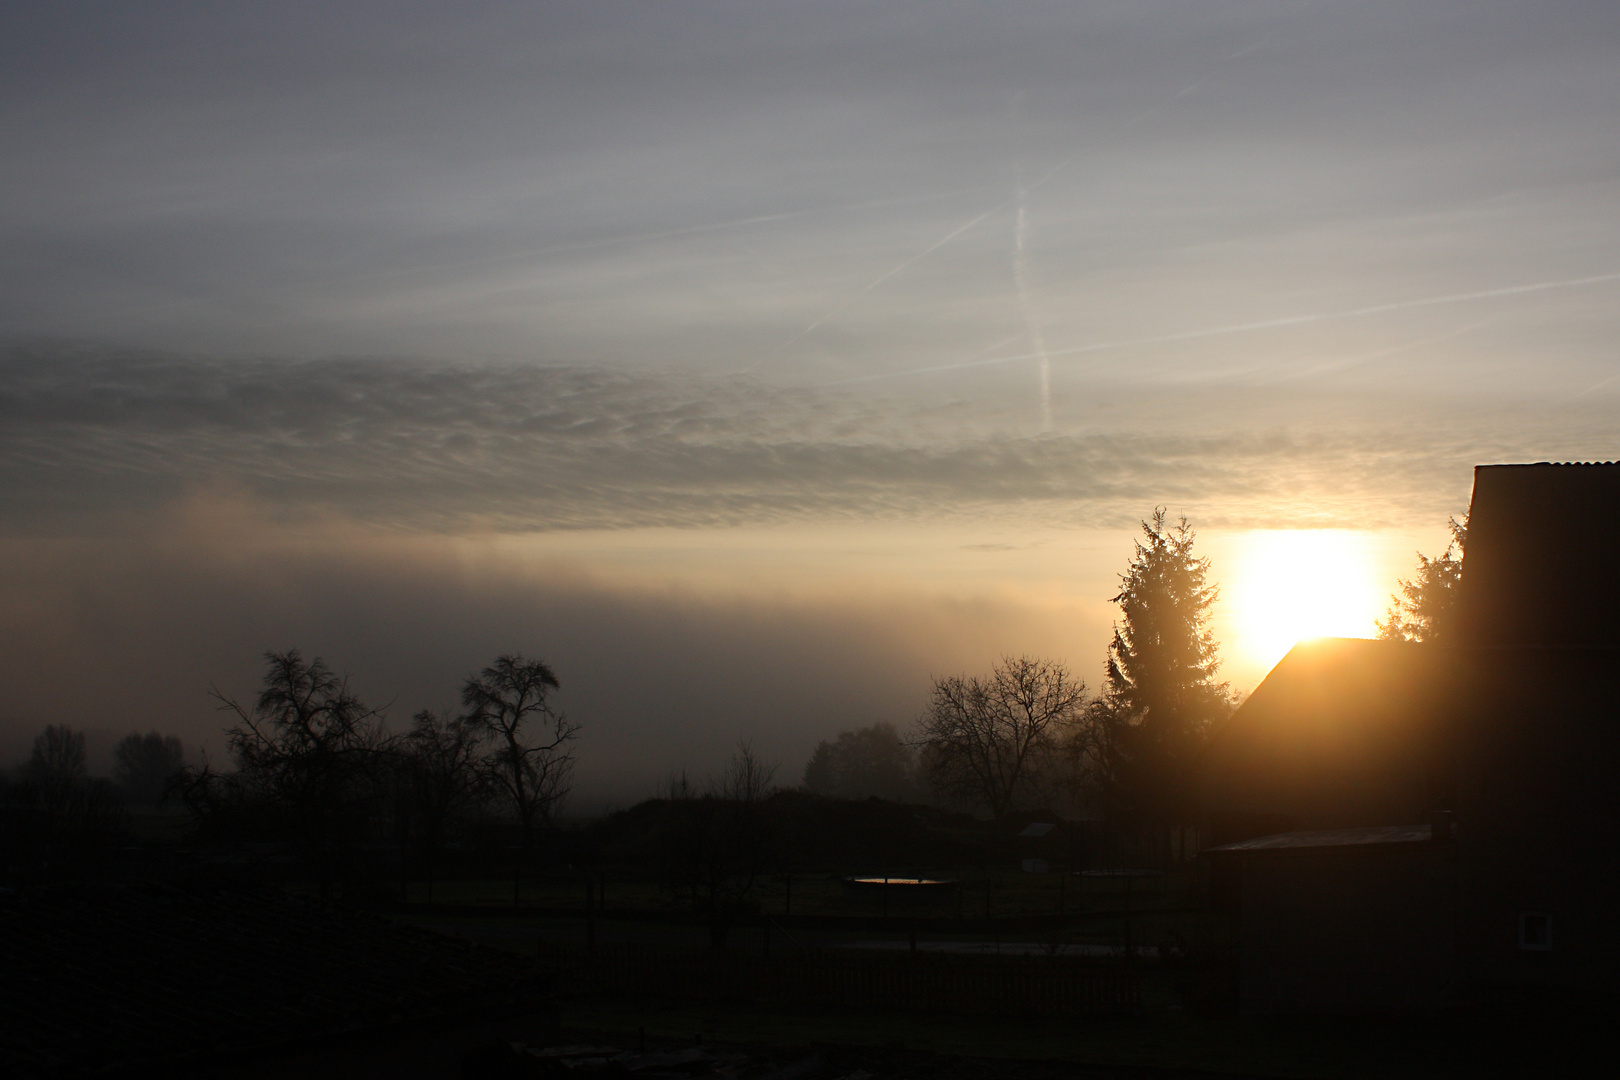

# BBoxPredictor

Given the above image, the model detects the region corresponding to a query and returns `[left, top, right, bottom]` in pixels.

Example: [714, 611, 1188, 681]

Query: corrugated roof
[1208, 823, 1432, 852]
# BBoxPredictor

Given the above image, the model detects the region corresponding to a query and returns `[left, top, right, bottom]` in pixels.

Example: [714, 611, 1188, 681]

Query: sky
[3, 1, 1617, 806]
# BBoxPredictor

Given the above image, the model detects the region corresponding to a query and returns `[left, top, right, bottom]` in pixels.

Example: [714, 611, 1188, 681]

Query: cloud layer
[9, 344, 1613, 536]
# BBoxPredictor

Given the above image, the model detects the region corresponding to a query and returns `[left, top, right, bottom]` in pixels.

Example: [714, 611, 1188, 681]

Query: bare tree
[461, 654, 578, 862]
[658, 741, 780, 949]
[26, 725, 87, 795]
[113, 731, 185, 806]
[714, 740, 778, 804]
[8, 725, 123, 876]
[398, 707, 487, 898]
[212, 650, 392, 899]
[915, 656, 1087, 817]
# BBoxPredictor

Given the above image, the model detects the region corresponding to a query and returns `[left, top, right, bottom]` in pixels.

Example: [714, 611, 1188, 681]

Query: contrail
[85, 189, 990, 324]
[302, 188, 985, 290]
[781, 25, 1268, 349]
[828, 271, 1620, 386]
[796, 202, 1009, 337]
[792, 151, 1085, 341]
[1278, 317, 1496, 381]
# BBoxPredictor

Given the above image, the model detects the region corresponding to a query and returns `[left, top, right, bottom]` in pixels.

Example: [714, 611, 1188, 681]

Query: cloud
[2, 2, 1616, 371]
[10, 343, 1613, 535]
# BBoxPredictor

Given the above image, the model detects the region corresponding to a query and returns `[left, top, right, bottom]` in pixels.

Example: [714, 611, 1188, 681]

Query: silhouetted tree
[4, 725, 123, 881]
[915, 656, 1086, 817]
[113, 731, 185, 805]
[26, 724, 87, 795]
[398, 707, 488, 896]
[212, 650, 392, 899]
[461, 655, 577, 863]
[658, 741, 779, 949]
[802, 722, 916, 801]
[1093, 510, 1232, 823]
[1377, 516, 1468, 643]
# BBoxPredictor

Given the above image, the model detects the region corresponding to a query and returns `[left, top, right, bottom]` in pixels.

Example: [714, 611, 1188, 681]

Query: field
[374, 869, 1594, 1080]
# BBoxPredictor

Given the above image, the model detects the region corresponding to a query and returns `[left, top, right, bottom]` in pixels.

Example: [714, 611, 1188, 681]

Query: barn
[1202, 462, 1620, 1013]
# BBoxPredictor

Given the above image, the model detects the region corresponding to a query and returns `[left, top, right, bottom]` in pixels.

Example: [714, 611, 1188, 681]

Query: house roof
[1201, 637, 1449, 829]
[1208, 823, 1432, 853]
[0, 881, 548, 1078]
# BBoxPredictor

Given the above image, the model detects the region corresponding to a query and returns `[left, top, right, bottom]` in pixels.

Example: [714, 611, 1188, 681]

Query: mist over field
[0, 495, 1118, 808]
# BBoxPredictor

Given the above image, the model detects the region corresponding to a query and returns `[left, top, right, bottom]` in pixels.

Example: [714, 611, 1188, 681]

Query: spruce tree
[1094, 509, 1231, 822]
[1376, 516, 1467, 642]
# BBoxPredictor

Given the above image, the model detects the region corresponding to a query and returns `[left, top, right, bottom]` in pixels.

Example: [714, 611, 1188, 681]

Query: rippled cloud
[5, 344, 1613, 535]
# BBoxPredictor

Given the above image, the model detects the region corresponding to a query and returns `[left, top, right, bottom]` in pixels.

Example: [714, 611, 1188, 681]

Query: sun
[1224, 530, 1384, 673]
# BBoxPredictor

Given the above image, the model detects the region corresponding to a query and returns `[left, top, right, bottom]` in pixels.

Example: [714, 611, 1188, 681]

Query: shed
[1208, 825, 1455, 1014]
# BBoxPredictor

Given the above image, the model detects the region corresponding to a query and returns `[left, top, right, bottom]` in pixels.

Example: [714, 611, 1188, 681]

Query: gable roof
[1201, 637, 1448, 831]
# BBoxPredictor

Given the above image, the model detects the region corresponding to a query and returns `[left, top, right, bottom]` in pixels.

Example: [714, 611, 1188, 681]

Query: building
[1203, 462, 1620, 1013]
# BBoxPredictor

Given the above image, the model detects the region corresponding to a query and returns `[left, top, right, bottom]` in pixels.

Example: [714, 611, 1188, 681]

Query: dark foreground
[7, 880, 1609, 1080]
[463, 1038, 1264, 1080]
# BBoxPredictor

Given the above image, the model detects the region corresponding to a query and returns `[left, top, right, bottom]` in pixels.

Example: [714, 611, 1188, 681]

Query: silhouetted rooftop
[1459, 462, 1620, 648]
[1201, 637, 1448, 832]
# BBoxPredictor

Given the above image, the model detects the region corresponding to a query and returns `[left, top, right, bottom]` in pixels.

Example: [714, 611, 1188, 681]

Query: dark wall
[1460, 463, 1620, 649]
[1454, 649, 1620, 1006]
[1237, 843, 1456, 1014]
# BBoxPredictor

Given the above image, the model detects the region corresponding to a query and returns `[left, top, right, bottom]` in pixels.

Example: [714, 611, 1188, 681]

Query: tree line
[163, 649, 579, 899]
[2, 651, 580, 896]
[7, 507, 1463, 892]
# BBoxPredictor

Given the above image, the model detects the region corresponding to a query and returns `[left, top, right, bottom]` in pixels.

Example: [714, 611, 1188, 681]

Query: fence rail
[546, 943, 1139, 1016]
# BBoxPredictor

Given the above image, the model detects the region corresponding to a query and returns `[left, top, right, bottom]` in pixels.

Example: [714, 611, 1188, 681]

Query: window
[1519, 912, 1552, 951]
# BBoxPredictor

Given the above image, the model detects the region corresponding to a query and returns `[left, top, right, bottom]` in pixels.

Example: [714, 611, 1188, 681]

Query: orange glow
[1225, 530, 1384, 673]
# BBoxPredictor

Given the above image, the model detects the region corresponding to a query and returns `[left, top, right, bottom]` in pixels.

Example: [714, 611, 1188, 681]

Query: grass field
[387, 898, 1600, 1080]
[555, 996, 1594, 1080]
[395, 863, 1205, 921]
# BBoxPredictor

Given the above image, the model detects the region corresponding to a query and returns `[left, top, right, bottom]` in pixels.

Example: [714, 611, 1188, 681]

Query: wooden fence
[545, 943, 1139, 1016]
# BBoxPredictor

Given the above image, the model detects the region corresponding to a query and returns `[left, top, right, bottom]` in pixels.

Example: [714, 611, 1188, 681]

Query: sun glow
[1224, 530, 1384, 673]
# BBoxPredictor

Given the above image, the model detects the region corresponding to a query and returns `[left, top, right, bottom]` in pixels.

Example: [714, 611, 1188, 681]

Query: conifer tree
[1093, 510, 1231, 822]
[1376, 516, 1467, 643]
